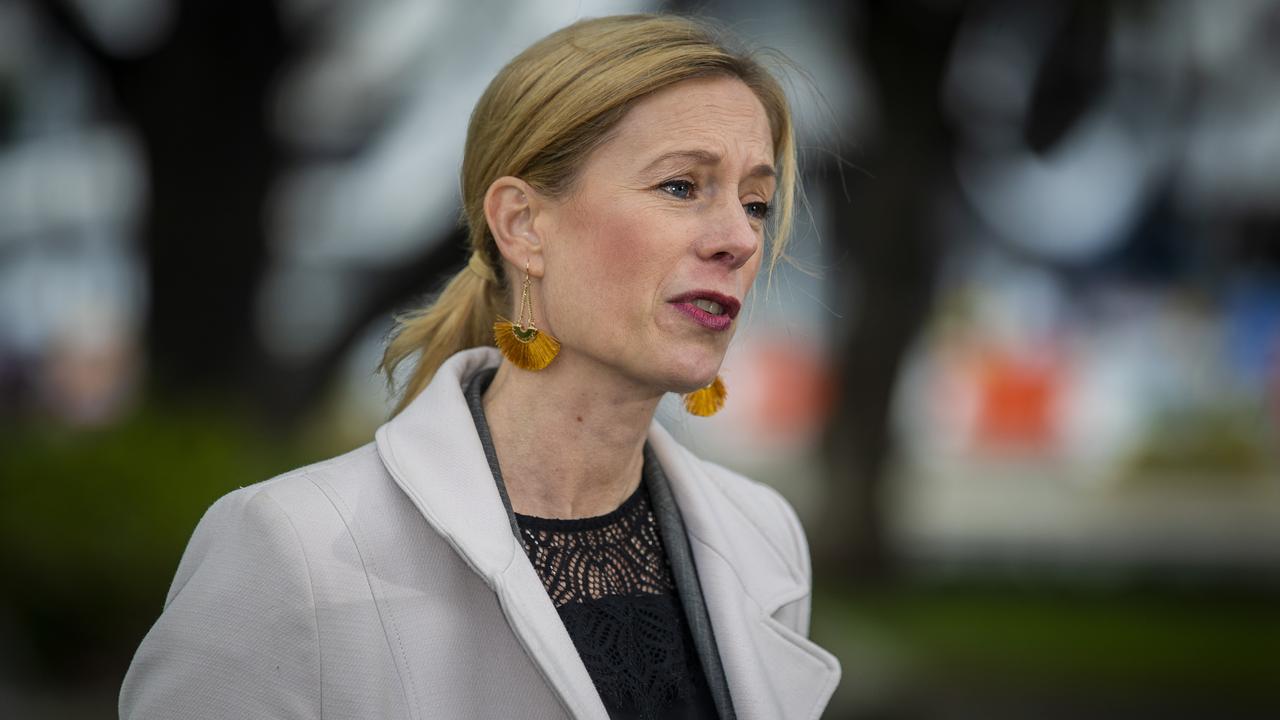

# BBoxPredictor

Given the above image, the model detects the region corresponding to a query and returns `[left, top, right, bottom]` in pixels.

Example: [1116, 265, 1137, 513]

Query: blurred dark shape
[1095, 186, 1193, 282]
[1024, 1, 1108, 155]
[32, 0, 468, 425]
[817, 0, 965, 582]
[38, 0, 287, 396]
[0, 67, 16, 140]
[1236, 219, 1280, 269]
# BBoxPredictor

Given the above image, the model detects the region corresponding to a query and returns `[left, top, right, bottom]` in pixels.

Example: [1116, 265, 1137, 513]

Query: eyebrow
[640, 149, 777, 180]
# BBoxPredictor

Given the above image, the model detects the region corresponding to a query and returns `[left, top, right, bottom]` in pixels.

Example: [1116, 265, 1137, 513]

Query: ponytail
[379, 254, 504, 415]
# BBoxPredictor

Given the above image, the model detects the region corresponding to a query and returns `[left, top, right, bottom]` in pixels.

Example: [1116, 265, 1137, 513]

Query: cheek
[565, 207, 668, 306]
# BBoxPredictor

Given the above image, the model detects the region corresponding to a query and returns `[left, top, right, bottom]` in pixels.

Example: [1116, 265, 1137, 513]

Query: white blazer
[120, 347, 841, 719]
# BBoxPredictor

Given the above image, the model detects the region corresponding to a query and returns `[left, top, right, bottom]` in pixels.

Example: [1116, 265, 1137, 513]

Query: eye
[745, 201, 771, 220]
[658, 179, 696, 199]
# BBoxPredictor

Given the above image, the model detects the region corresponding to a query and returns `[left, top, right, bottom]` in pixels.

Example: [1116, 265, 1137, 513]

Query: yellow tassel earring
[683, 375, 727, 416]
[493, 260, 560, 371]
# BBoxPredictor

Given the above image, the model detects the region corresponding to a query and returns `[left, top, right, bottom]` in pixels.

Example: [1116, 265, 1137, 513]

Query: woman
[121, 13, 840, 720]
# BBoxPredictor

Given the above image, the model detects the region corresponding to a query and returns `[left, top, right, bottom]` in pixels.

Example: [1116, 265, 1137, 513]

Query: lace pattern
[518, 485, 673, 605]
[516, 484, 712, 719]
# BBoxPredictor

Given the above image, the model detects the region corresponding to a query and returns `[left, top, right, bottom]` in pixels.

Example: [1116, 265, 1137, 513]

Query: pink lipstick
[668, 290, 740, 332]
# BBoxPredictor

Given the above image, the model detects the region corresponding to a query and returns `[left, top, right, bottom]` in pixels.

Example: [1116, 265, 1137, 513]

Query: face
[533, 76, 776, 394]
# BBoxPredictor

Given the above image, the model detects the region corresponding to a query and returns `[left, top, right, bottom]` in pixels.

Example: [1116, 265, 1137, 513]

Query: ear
[484, 176, 548, 279]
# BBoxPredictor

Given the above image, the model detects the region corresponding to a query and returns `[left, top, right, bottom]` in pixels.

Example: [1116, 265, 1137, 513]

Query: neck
[481, 352, 660, 519]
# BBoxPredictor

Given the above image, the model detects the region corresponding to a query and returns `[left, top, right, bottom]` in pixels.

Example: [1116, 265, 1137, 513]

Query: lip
[667, 290, 741, 331]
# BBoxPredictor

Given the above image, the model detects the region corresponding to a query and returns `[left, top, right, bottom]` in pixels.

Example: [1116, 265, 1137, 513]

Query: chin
[654, 352, 724, 394]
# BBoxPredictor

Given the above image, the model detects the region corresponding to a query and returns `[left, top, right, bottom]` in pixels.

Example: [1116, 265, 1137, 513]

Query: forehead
[599, 76, 775, 167]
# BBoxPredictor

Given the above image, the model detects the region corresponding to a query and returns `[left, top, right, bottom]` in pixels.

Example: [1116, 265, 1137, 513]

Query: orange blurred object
[972, 348, 1064, 454]
[752, 340, 834, 441]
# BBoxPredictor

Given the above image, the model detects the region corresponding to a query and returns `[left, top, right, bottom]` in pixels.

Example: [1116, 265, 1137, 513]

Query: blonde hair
[380, 13, 800, 413]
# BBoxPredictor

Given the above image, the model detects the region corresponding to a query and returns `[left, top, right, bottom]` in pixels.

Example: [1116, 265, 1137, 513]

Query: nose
[696, 198, 761, 270]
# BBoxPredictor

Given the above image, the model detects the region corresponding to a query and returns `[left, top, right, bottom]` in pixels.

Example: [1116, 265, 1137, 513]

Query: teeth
[692, 299, 725, 315]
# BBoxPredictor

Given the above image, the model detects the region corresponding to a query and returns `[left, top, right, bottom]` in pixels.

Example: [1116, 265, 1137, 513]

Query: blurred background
[2, 0, 1278, 717]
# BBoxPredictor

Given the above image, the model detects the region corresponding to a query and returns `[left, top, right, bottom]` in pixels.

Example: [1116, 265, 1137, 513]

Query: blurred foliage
[0, 402, 331, 678]
[1123, 405, 1277, 483]
[812, 580, 1280, 716]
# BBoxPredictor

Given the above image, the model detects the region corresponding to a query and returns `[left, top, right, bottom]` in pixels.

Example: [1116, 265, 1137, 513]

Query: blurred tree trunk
[39, 0, 289, 402]
[35, 0, 468, 427]
[817, 0, 965, 582]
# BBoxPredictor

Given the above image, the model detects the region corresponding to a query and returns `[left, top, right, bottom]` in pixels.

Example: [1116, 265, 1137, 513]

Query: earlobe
[484, 176, 545, 275]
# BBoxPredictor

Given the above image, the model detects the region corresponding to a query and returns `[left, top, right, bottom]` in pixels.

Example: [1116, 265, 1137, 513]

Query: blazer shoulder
[256, 440, 386, 496]
[123, 455, 354, 718]
[693, 457, 812, 585]
[169, 442, 385, 598]
[213, 442, 385, 518]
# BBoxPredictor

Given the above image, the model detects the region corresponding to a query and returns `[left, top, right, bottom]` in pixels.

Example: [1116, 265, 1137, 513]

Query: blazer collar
[375, 347, 839, 720]
[647, 426, 841, 720]
[375, 347, 519, 580]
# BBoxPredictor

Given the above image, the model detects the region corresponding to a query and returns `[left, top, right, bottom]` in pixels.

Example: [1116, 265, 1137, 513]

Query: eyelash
[658, 179, 772, 221]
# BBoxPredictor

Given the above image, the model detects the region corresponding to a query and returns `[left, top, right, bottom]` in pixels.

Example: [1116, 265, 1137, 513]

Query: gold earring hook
[518, 259, 536, 332]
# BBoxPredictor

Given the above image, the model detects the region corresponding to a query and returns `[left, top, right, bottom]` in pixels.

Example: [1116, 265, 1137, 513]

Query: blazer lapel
[374, 347, 608, 720]
[648, 424, 842, 720]
[645, 445, 737, 719]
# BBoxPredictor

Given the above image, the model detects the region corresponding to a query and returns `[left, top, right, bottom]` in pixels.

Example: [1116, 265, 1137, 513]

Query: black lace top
[515, 482, 718, 720]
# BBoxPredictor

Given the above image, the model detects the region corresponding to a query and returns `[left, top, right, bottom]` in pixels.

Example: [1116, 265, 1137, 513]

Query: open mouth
[668, 290, 741, 331]
[692, 298, 726, 316]
[668, 290, 741, 319]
